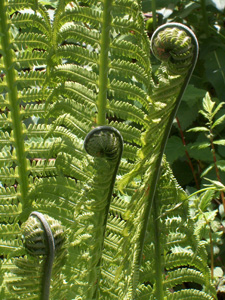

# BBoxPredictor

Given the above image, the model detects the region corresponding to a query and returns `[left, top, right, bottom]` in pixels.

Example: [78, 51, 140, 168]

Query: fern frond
[60, 6, 102, 29]
[19, 88, 49, 103]
[107, 100, 148, 127]
[110, 59, 150, 88]
[17, 70, 46, 87]
[167, 289, 213, 300]
[53, 64, 98, 91]
[109, 121, 142, 145]
[55, 44, 98, 65]
[0, 203, 22, 223]
[110, 79, 150, 111]
[58, 23, 100, 47]
[16, 51, 47, 69]
[15, 33, 49, 51]
[111, 39, 149, 68]
[12, 13, 51, 37]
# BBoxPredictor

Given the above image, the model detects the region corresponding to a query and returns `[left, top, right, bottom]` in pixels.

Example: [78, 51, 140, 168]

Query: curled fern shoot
[83, 126, 123, 298]
[23, 212, 56, 300]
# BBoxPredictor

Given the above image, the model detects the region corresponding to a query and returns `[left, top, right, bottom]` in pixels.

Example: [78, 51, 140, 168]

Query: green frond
[29, 159, 57, 177]
[122, 143, 138, 161]
[136, 284, 154, 300]
[109, 196, 129, 217]
[58, 23, 100, 47]
[15, 33, 49, 51]
[53, 64, 98, 91]
[56, 152, 90, 181]
[0, 1, 213, 299]
[25, 139, 59, 159]
[165, 252, 211, 277]
[166, 289, 213, 300]
[112, 0, 140, 18]
[0, 203, 22, 223]
[107, 100, 148, 127]
[0, 167, 18, 185]
[0, 114, 11, 127]
[0, 149, 14, 167]
[111, 39, 149, 68]
[51, 113, 90, 138]
[22, 103, 45, 118]
[12, 13, 51, 38]
[110, 79, 150, 111]
[60, 6, 102, 29]
[0, 186, 18, 204]
[165, 268, 216, 296]
[16, 51, 47, 69]
[55, 44, 98, 65]
[48, 98, 95, 122]
[106, 215, 126, 234]
[19, 88, 50, 103]
[17, 70, 46, 87]
[109, 121, 142, 145]
[110, 59, 150, 89]
[56, 81, 97, 106]
[0, 238, 24, 256]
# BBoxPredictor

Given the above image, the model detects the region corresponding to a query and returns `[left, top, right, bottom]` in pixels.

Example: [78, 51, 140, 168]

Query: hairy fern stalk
[0, 0, 217, 299]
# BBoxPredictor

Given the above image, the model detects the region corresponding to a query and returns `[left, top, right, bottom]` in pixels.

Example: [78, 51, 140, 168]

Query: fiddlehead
[84, 126, 123, 160]
[84, 125, 123, 219]
[118, 23, 199, 298]
[81, 126, 123, 297]
[151, 23, 198, 75]
[23, 212, 65, 300]
[151, 22, 199, 109]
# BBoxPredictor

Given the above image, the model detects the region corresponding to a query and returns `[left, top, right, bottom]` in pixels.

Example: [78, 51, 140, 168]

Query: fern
[0, 0, 217, 299]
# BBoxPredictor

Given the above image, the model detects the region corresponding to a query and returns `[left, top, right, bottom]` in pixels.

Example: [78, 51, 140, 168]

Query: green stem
[151, 0, 157, 31]
[209, 132, 225, 211]
[135, 23, 199, 294]
[97, 0, 112, 125]
[31, 212, 55, 300]
[84, 126, 123, 299]
[200, 0, 209, 37]
[153, 193, 164, 299]
[0, 1, 29, 205]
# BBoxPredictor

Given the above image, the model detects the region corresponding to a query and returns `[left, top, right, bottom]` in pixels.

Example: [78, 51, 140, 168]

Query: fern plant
[0, 0, 217, 299]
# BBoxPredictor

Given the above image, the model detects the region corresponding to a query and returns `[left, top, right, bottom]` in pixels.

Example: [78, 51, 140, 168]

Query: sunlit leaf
[208, 0, 225, 12]
[202, 92, 215, 114]
[187, 126, 209, 133]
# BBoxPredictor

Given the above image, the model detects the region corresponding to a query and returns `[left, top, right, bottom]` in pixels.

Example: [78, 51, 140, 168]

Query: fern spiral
[23, 212, 65, 300]
[151, 22, 198, 75]
[84, 126, 123, 160]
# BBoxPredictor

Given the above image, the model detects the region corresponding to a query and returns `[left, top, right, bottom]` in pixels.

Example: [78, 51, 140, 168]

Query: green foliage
[0, 0, 218, 299]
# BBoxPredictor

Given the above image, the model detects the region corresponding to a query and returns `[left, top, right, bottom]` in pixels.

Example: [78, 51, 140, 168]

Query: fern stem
[151, 0, 157, 30]
[97, 0, 112, 125]
[0, 1, 29, 205]
[209, 132, 225, 211]
[30, 212, 55, 300]
[84, 126, 123, 298]
[153, 192, 164, 299]
[209, 224, 214, 280]
[135, 23, 199, 291]
[200, 0, 209, 37]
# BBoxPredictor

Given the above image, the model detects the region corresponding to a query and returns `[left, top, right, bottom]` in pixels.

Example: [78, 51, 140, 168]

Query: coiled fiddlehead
[83, 126, 123, 298]
[151, 22, 198, 75]
[121, 23, 199, 299]
[23, 212, 65, 300]
[84, 125, 123, 211]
